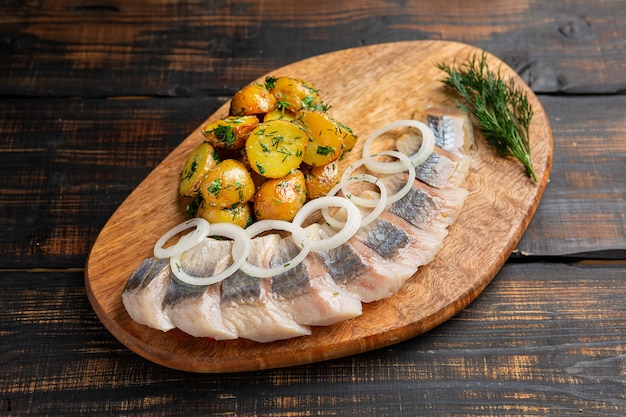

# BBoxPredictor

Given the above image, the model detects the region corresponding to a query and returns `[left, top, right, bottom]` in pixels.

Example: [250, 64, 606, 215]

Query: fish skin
[122, 257, 174, 331]
[314, 224, 416, 303]
[220, 234, 311, 342]
[354, 210, 446, 271]
[162, 238, 236, 340]
[413, 106, 474, 161]
[270, 230, 363, 326]
[382, 174, 469, 232]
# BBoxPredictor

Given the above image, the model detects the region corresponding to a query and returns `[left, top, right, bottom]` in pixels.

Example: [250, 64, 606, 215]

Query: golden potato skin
[199, 159, 256, 208]
[303, 161, 339, 199]
[267, 76, 324, 114]
[254, 170, 307, 221]
[202, 116, 259, 150]
[296, 110, 344, 167]
[263, 108, 295, 122]
[245, 119, 308, 179]
[196, 201, 254, 228]
[179, 141, 222, 197]
[230, 82, 277, 116]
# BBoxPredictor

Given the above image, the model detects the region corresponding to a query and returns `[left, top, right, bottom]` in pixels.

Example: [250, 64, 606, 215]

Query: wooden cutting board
[85, 40, 552, 373]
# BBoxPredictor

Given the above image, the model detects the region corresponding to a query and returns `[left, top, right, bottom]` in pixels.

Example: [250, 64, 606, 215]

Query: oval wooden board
[85, 40, 552, 373]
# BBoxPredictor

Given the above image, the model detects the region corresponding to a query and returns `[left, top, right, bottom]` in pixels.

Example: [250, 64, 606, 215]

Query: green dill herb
[185, 193, 203, 217]
[316, 145, 335, 156]
[211, 124, 236, 147]
[436, 53, 537, 181]
[207, 178, 222, 197]
[256, 162, 265, 175]
[264, 76, 277, 90]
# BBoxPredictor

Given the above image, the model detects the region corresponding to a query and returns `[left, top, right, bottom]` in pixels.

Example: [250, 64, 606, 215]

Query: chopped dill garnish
[436, 53, 537, 181]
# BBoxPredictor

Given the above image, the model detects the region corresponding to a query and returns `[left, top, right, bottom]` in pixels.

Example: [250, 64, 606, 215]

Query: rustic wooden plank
[1, 0, 625, 97]
[2, 263, 625, 416]
[517, 95, 626, 258]
[0, 97, 225, 269]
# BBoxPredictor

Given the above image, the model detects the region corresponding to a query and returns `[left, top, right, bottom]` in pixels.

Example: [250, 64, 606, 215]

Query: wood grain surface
[2, 0, 625, 414]
[85, 40, 552, 372]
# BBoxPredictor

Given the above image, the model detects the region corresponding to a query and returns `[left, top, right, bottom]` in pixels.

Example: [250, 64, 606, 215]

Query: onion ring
[324, 173, 387, 227]
[292, 196, 362, 252]
[154, 218, 210, 259]
[362, 119, 435, 171]
[170, 222, 251, 286]
[342, 150, 415, 204]
[239, 220, 312, 278]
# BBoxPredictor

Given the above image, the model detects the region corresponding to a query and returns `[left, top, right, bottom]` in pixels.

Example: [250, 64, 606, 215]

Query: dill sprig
[436, 53, 537, 181]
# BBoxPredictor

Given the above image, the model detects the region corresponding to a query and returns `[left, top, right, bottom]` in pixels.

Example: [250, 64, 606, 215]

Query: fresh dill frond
[436, 53, 537, 181]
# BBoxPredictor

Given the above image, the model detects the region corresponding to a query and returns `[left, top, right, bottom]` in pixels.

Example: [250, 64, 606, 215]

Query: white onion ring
[169, 222, 251, 286]
[324, 173, 387, 227]
[239, 220, 312, 278]
[154, 218, 210, 259]
[342, 150, 416, 204]
[362, 119, 435, 171]
[292, 196, 361, 252]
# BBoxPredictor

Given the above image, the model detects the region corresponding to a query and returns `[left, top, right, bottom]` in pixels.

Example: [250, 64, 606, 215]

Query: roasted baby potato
[254, 170, 307, 221]
[245, 119, 308, 179]
[202, 116, 259, 150]
[263, 108, 295, 122]
[196, 201, 254, 228]
[199, 159, 256, 208]
[338, 122, 357, 154]
[178, 141, 222, 197]
[303, 161, 340, 199]
[230, 82, 277, 116]
[267, 76, 325, 114]
[296, 110, 344, 167]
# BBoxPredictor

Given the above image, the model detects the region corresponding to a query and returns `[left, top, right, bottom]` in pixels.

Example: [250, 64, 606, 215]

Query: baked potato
[178, 141, 222, 197]
[199, 159, 256, 208]
[254, 170, 307, 221]
[245, 119, 308, 179]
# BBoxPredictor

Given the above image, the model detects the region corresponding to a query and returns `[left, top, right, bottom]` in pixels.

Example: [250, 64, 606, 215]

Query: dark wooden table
[1, 1, 625, 415]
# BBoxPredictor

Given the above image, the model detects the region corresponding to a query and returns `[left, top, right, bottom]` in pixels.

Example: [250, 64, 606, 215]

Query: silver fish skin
[354, 210, 446, 270]
[413, 106, 474, 162]
[220, 234, 311, 342]
[396, 107, 473, 189]
[162, 238, 237, 340]
[270, 225, 363, 326]
[313, 224, 416, 303]
[381, 174, 469, 232]
[122, 257, 174, 331]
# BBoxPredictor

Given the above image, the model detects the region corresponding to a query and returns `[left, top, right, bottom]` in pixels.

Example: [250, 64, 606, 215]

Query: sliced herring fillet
[122, 257, 174, 331]
[220, 234, 311, 342]
[354, 211, 447, 271]
[313, 224, 416, 303]
[270, 229, 363, 326]
[381, 173, 469, 232]
[162, 238, 236, 340]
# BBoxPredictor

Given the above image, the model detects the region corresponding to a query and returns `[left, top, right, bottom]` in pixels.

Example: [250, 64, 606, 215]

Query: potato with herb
[199, 159, 255, 208]
[179, 141, 222, 197]
[254, 170, 307, 221]
[296, 110, 344, 167]
[196, 200, 254, 228]
[202, 116, 259, 150]
[230, 82, 277, 116]
[266, 76, 325, 114]
[263, 108, 295, 122]
[303, 161, 340, 199]
[245, 119, 308, 179]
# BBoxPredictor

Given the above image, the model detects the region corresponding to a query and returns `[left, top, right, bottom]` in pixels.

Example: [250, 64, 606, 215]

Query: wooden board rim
[85, 40, 553, 373]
